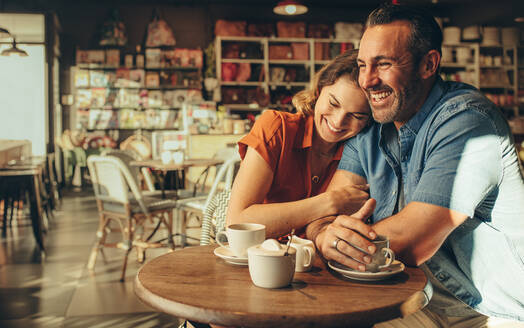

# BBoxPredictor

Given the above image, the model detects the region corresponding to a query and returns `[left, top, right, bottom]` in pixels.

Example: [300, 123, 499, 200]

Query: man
[306, 4, 524, 327]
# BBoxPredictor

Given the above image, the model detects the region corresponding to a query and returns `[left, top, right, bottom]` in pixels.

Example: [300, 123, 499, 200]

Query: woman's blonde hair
[292, 49, 360, 116]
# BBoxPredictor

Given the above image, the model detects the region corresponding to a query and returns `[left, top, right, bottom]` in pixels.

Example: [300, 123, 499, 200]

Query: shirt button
[392, 191, 396, 195]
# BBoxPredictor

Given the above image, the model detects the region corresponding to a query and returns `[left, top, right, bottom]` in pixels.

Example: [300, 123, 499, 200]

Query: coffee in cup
[216, 223, 266, 258]
[289, 236, 315, 272]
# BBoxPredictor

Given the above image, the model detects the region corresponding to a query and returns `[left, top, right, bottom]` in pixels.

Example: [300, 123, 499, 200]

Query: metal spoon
[284, 229, 295, 256]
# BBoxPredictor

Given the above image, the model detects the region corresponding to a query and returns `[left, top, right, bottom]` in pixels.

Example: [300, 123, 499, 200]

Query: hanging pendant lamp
[1, 38, 28, 57]
[273, 1, 308, 16]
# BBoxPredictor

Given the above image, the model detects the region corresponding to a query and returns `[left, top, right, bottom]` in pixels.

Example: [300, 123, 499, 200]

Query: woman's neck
[311, 133, 336, 158]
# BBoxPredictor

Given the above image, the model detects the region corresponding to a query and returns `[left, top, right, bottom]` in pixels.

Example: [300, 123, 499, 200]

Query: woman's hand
[324, 184, 370, 216]
[316, 198, 377, 271]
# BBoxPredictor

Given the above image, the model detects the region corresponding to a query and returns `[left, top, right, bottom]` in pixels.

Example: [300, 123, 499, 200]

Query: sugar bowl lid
[248, 239, 296, 257]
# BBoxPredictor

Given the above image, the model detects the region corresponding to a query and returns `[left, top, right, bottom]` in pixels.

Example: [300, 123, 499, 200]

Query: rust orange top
[238, 110, 343, 204]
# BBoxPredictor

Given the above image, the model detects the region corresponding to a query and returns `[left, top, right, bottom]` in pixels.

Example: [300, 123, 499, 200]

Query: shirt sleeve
[238, 110, 283, 172]
[411, 109, 502, 218]
[338, 137, 366, 178]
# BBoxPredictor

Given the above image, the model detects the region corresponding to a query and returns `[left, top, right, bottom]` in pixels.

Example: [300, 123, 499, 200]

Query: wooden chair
[87, 155, 177, 281]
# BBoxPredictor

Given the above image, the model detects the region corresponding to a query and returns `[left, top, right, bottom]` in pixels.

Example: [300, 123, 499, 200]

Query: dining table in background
[0, 156, 47, 253]
[135, 245, 430, 328]
[130, 158, 224, 199]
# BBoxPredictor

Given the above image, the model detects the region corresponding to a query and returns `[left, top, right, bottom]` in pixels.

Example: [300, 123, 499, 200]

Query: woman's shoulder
[255, 110, 303, 133]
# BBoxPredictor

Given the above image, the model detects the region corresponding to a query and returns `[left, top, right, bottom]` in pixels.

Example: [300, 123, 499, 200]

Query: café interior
[1, 0, 524, 327]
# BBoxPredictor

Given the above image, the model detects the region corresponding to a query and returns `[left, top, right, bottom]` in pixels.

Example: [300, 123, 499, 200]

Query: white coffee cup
[247, 239, 296, 289]
[289, 236, 315, 272]
[216, 223, 266, 258]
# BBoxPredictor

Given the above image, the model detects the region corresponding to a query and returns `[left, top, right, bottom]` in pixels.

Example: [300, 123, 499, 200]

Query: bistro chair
[199, 189, 231, 246]
[177, 154, 240, 247]
[87, 155, 177, 281]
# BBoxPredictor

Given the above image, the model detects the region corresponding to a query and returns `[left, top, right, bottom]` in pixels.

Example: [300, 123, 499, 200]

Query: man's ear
[419, 49, 440, 79]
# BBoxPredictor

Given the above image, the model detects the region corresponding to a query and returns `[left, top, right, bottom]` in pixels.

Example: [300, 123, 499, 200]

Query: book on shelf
[88, 109, 102, 130]
[90, 71, 108, 87]
[146, 72, 160, 87]
[76, 89, 92, 108]
[76, 108, 90, 129]
[129, 69, 145, 87]
[105, 49, 120, 67]
[74, 69, 90, 87]
[114, 88, 140, 107]
[146, 48, 162, 68]
[148, 90, 163, 108]
[90, 88, 107, 107]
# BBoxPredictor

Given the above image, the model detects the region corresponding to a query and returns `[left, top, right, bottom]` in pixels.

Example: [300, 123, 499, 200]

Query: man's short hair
[365, 4, 442, 65]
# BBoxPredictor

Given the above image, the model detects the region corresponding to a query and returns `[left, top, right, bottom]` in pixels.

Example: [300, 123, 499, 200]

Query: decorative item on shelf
[462, 26, 481, 42]
[136, 45, 145, 68]
[273, 1, 308, 16]
[247, 23, 275, 37]
[276, 21, 306, 38]
[106, 49, 120, 67]
[145, 9, 176, 47]
[98, 8, 127, 47]
[443, 26, 461, 44]
[214, 20, 247, 37]
[482, 27, 501, 46]
[269, 44, 292, 60]
[501, 28, 519, 45]
[334, 22, 363, 40]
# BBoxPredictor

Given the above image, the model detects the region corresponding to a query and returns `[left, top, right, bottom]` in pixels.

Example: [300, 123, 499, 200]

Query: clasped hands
[317, 198, 379, 272]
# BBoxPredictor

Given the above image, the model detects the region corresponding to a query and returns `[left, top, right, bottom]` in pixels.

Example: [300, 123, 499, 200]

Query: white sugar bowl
[247, 239, 296, 289]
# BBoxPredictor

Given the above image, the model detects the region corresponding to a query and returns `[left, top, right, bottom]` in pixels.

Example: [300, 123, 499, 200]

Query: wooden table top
[135, 245, 429, 328]
[130, 158, 223, 171]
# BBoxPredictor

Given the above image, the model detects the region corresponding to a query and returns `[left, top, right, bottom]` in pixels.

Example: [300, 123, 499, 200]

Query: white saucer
[213, 246, 248, 266]
[328, 260, 405, 281]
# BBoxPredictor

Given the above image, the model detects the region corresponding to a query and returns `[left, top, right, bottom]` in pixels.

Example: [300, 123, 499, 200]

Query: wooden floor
[0, 188, 201, 328]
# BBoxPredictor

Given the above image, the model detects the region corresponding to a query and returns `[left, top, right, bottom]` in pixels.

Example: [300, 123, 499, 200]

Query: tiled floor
[0, 188, 201, 328]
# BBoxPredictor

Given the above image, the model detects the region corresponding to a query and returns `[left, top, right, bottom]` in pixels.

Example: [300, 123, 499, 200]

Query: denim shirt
[339, 77, 524, 321]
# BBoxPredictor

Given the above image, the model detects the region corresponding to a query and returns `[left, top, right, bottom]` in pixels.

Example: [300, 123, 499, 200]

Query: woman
[226, 49, 371, 238]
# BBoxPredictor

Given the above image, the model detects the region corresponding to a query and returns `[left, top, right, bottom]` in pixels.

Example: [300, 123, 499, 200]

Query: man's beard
[370, 74, 423, 124]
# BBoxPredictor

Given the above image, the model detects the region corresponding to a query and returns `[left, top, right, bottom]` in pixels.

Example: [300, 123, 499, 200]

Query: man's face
[357, 21, 425, 125]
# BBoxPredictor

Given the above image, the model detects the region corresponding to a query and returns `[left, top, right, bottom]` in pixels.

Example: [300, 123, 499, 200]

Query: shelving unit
[440, 42, 524, 135]
[70, 47, 203, 132]
[215, 36, 359, 112]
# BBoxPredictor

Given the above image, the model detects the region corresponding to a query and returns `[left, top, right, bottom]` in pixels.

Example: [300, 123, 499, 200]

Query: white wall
[0, 44, 48, 156]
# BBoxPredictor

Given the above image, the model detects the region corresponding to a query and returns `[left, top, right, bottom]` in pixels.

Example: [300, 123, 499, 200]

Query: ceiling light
[273, 1, 308, 16]
[1, 39, 28, 57]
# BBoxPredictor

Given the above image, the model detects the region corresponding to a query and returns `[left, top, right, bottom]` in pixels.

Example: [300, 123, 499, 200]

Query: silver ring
[332, 238, 341, 251]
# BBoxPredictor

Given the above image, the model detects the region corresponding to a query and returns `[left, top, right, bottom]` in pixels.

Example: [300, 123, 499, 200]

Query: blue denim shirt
[339, 77, 524, 321]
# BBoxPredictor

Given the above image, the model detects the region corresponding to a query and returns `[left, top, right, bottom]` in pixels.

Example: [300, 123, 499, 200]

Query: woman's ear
[419, 49, 440, 79]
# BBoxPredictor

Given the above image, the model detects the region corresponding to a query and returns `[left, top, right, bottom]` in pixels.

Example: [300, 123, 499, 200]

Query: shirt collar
[402, 77, 445, 135]
[295, 114, 343, 160]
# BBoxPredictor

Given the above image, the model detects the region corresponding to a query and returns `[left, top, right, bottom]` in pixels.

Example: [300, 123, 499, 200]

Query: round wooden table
[135, 245, 429, 328]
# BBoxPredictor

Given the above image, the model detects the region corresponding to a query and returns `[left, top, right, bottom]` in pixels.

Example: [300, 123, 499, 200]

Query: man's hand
[316, 199, 378, 271]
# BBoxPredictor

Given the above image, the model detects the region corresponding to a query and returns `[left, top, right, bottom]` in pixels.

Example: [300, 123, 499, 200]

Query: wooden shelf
[221, 59, 264, 64]
[221, 81, 262, 86]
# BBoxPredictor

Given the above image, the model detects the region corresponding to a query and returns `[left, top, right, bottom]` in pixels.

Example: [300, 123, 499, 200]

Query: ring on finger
[332, 238, 342, 251]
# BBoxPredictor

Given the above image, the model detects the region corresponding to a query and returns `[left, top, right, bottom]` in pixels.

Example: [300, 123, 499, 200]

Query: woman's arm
[226, 147, 369, 238]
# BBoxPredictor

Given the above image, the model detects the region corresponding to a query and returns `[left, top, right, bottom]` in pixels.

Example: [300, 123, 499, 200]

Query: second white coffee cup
[216, 223, 266, 258]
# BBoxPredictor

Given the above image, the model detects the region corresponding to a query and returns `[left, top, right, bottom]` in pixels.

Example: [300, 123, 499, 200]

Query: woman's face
[313, 74, 370, 144]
